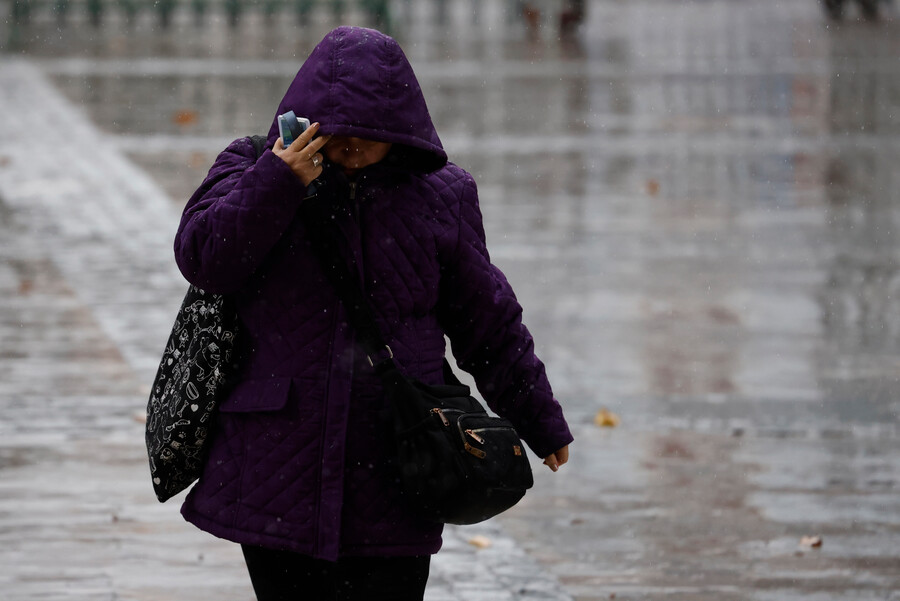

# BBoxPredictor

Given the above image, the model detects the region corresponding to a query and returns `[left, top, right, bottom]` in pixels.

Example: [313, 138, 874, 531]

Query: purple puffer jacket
[175, 26, 573, 561]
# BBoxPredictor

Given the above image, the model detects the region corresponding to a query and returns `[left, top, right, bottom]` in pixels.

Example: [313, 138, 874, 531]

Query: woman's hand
[273, 122, 332, 187]
[543, 445, 570, 472]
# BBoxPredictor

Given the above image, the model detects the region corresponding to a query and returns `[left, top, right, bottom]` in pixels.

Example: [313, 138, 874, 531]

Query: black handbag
[379, 359, 535, 524]
[303, 200, 534, 524]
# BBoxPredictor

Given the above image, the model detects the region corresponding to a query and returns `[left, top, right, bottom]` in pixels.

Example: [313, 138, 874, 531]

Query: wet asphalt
[1, 0, 899, 599]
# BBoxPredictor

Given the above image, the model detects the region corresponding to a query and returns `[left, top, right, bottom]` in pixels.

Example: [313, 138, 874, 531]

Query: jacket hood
[266, 27, 447, 173]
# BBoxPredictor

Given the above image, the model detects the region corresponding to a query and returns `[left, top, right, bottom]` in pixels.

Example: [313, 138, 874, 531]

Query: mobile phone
[278, 111, 311, 148]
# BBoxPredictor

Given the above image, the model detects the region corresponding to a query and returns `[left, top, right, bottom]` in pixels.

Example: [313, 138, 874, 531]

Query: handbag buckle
[366, 345, 394, 368]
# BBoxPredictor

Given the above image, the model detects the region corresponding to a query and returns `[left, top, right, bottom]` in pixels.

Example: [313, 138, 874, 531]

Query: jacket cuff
[521, 404, 575, 459]
[255, 149, 315, 201]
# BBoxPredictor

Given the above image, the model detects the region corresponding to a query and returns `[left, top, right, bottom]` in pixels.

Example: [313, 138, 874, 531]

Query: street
[1, 1, 899, 599]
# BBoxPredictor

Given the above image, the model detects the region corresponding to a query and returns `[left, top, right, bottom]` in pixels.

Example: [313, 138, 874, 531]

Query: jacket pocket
[218, 377, 292, 413]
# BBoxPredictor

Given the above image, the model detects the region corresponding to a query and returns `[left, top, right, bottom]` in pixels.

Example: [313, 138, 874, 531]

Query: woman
[174, 26, 573, 601]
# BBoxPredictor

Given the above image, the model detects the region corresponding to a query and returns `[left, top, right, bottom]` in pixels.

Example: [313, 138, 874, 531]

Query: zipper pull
[432, 408, 449, 426]
[465, 442, 487, 459]
[465, 429, 485, 444]
[348, 182, 360, 222]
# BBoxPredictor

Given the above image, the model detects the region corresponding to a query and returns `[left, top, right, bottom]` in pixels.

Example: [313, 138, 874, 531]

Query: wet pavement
[1, 0, 900, 599]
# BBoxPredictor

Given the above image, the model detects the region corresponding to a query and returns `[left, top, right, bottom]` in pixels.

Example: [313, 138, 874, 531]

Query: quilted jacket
[174, 26, 574, 561]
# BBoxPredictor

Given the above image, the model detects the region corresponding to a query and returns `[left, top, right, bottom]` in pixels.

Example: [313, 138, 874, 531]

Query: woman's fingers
[543, 445, 570, 472]
[555, 445, 570, 466]
[306, 133, 332, 156]
[288, 121, 320, 151]
[283, 122, 332, 160]
[271, 122, 333, 186]
[543, 455, 559, 472]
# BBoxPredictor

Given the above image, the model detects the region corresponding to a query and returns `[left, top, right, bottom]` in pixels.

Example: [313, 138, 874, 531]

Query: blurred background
[1, 1, 899, 600]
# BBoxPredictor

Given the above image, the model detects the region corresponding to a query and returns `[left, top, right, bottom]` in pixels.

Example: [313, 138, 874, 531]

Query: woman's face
[323, 136, 392, 176]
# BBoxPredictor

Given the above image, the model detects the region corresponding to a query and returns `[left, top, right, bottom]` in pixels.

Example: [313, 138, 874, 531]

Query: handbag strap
[244, 135, 395, 372]
[300, 199, 398, 373]
[301, 183, 467, 387]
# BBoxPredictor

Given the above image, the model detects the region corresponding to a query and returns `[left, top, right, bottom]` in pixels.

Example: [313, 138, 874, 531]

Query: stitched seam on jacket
[328, 31, 340, 127]
[312, 304, 340, 556]
[385, 39, 395, 133]
[229, 416, 248, 534]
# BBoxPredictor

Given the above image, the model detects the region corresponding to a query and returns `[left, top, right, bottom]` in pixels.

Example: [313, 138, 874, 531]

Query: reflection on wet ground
[2, 0, 899, 599]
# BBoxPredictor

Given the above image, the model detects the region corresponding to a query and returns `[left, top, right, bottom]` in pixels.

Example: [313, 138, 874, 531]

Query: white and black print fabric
[145, 285, 237, 502]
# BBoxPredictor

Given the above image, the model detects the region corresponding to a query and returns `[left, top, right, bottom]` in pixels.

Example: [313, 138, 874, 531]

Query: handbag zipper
[460, 424, 523, 460]
[432, 407, 450, 426]
[432, 407, 468, 427]
[463, 428, 487, 459]
[464, 429, 485, 444]
[464, 425, 514, 438]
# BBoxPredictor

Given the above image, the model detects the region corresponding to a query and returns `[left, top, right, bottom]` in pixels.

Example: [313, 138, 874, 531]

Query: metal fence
[7, 0, 393, 27]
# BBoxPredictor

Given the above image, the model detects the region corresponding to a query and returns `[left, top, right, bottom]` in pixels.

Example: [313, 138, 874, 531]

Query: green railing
[7, 0, 392, 28]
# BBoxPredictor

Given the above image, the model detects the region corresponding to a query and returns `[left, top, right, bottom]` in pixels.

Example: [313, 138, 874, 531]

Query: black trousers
[241, 545, 431, 601]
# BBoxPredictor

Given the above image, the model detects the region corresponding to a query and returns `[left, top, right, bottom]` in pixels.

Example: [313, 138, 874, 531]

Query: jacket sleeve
[174, 137, 311, 293]
[436, 175, 574, 460]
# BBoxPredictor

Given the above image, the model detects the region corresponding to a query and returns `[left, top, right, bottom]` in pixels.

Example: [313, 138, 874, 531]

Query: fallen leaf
[594, 408, 620, 428]
[645, 178, 660, 196]
[799, 535, 823, 548]
[173, 110, 199, 126]
[467, 535, 492, 549]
